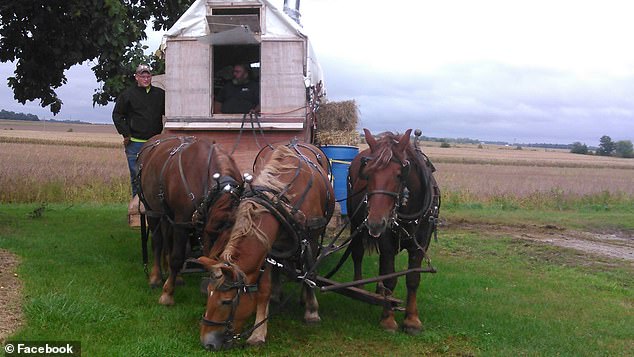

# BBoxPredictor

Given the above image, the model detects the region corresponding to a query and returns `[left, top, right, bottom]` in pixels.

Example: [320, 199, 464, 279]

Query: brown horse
[137, 134, 243, 306]
[347, 128, 441, 334]
[196, 141, 334, 350]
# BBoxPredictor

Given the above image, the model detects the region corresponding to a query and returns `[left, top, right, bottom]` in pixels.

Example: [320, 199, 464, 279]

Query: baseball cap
[135, 64, 152, 74]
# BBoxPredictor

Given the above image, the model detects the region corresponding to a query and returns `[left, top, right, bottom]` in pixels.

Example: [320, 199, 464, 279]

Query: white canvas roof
[163, 0, 324, 90]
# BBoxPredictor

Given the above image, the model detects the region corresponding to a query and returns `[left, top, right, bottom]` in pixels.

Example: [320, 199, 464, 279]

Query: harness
[358, 147, 441, 249]
[200, 262, 263, 343]
[201, 142, 333, 345]
[136, 136, 243, 273]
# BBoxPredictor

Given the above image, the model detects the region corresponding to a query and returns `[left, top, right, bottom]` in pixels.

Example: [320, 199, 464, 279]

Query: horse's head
[196, 256, 260, 351]
[361, 128, 412, 237]
[198, 144, 244, 254]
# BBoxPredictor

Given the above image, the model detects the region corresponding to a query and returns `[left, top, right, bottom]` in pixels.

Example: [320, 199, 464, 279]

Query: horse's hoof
[380, 319, 398, 332]
[149, 281, 161, 289]
[403, 325, 422, 335]
[158, 294, 175, 306]
[246, 336, 266, 346]
[304, 312, 321, 324]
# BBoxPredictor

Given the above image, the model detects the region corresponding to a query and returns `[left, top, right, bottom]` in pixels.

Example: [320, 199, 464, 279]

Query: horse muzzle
[366, 218, 388, 237]
[201, 331, 233, 351]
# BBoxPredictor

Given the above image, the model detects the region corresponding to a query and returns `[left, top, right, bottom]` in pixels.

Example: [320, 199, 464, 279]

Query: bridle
[200, 262, 262, 345]
[360, 155, 411, 221]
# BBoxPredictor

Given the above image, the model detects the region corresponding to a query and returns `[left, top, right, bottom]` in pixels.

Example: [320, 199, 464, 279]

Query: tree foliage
[0, 109, 39, 121]
[570, 142, 588, 155]
[596, 135, 615, 156]
[0, 0, 194, 115]
[614, 140, 633, 158]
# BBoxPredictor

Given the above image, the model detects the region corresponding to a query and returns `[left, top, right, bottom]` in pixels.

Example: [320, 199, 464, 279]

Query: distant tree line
[571, 135, 633, 158]
[0, 109, 40, 121]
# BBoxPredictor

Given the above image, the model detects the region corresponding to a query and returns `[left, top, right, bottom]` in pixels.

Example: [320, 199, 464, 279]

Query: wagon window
[209, 6, 262, 115]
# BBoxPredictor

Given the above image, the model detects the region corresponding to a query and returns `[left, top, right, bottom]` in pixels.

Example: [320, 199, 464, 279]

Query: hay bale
[315, 130, 359, 146]
[317, 100, 358, 131]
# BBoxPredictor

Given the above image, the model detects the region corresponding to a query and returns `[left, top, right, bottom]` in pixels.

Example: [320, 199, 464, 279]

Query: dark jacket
[216, 80, 259, 114]
[112, 85, 165, 140]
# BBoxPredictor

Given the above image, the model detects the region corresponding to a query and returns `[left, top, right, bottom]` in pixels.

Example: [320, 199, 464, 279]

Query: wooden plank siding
[165, 38, 211, 119]
[260, 40, 306, 115]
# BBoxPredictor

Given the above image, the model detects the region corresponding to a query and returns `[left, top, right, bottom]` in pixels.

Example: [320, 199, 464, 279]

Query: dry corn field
[1, 120, 633, 203]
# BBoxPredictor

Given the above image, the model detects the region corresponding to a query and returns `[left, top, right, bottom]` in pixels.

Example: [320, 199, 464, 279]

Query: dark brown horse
[347, 128, 440, 334]
[195, 141, 334, 350]
[137, 134, 243, 305]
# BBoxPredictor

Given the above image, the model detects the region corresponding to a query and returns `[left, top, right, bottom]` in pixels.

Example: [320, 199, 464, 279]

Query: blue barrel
[320, 145, 359, 215]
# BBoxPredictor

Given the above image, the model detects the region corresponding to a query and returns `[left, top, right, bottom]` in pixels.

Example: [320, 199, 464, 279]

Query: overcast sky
[2, 0, 634, 145]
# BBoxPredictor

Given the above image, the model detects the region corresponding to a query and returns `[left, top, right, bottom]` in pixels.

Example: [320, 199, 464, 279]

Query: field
[0, 120, 633, 355]
[3, 119, 634, 205]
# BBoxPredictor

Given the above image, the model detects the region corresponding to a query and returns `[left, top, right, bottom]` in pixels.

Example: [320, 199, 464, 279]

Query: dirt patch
[445, 220, 634, 262]
[0, 249, 23, 342]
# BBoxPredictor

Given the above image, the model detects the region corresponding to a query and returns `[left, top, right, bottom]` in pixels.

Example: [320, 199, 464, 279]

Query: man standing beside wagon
[112, 64, 165, 197]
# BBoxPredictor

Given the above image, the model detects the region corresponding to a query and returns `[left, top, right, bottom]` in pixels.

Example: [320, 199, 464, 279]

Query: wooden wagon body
[161, 0, 324, 172]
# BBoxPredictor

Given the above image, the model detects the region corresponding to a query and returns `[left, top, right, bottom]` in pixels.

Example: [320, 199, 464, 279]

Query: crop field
[1, 120, 632, 355]
[2, 120, 634, 206]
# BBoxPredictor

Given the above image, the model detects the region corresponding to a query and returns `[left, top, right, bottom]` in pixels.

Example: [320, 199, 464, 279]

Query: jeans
[125, 141, 145, 197]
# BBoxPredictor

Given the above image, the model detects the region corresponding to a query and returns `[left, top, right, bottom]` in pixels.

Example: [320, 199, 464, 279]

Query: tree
[0, 0, 194, 115]
[615, 140, 634, 158]
[570, 142, 588, 155]
[596, 135, 615, 156]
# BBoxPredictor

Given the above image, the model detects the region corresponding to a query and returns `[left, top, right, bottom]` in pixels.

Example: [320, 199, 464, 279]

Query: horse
[347, 128, 441, 334]
[195, 141, 334, 350]
[137, 133, 243, 306]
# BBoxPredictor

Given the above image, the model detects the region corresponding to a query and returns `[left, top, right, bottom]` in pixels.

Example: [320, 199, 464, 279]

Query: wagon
[160, 0, 324, 172]
[143, 0, 438, 311]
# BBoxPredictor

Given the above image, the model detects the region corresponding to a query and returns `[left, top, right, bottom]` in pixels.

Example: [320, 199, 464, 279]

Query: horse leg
[247, 266, 272, 346]
[351, 232, 366, 284]
[302, 284, 321, 324]
[402, 241, 426, 334]
[270, 267, 282, 304]
[148, 217, 163, 288]
[378, 242, 398, 332]
[159, 226, 187, 306]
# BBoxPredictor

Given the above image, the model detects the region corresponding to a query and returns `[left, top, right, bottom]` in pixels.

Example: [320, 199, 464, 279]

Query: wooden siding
[165, 38, 211, 118]
[260, 40, 306, 115]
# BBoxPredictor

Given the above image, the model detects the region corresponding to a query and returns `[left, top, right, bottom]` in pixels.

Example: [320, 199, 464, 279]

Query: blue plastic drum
[320, 145, 359, 215]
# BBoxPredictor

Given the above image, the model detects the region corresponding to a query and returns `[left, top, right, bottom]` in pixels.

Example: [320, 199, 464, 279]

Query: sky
[2, 0, 634, 145]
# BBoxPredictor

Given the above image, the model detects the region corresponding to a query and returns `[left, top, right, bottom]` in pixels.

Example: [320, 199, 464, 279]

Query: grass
[1, 203, 632, 356]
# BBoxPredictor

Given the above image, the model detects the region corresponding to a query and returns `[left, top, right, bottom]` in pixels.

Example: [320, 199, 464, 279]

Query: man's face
[135, 72, 152, 88]
[232, 66, 248, 82]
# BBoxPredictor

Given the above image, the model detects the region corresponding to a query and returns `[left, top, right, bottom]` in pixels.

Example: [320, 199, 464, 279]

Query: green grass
[0, 204, 632, 356]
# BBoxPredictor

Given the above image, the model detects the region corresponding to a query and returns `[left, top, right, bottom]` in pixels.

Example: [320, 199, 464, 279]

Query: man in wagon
[112, 64, 165, 197]
[214, 63, 260, 115]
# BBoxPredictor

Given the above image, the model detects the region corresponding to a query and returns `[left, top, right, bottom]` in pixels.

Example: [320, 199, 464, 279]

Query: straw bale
[317, 100, 359, 131]
[315, 130, 359, 146]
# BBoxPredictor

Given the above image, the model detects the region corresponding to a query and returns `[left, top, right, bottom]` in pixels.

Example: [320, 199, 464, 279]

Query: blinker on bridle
[360, 155, 410, 198]
[200, 263, 262, 344]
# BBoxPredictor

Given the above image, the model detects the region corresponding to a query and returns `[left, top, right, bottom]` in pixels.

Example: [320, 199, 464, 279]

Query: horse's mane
[365, 132, 408, 173]
[222, 145, 299, 263]
[252, 145, 299, 194]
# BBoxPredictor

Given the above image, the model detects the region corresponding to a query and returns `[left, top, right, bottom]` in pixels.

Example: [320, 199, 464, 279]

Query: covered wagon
[161, 0, 324, 171]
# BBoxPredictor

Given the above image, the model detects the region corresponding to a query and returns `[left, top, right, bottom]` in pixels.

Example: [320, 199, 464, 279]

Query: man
[112, 64, 165, 196]
[214, 64, 260, 114]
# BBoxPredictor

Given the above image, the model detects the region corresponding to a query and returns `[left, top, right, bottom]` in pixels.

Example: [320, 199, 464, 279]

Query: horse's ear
[209, 264, 225, 282]
[397, 129, 413, 151]
[364, 128, 377, 150]
[196, 256, 217, 271]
